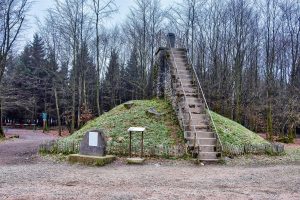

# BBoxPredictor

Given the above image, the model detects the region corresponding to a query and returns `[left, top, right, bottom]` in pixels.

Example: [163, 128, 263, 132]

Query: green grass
[59, 99, 183, 153]
[210, 111, 269, 146]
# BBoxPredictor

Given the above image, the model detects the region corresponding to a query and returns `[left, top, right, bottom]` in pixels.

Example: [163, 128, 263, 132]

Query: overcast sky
[21, 0, 172, 48]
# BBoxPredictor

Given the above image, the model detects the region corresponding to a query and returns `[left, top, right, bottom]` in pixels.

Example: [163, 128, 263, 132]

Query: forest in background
[0, 0, 299, 140]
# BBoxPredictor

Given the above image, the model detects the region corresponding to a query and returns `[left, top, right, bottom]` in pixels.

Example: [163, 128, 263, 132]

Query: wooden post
[129, 131, 132, 157]
[141, 131, 144, 157]
[43, 120, 46, 133]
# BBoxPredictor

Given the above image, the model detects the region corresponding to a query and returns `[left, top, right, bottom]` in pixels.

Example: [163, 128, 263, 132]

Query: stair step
[172, 56, 188, 61]
[180, 108, 205, 116]
[184, 131, 215, 139]
[199, 159, 219, 162]
[184, 124, 210, 132]
[171, 49, 186, 54]
[181, 108, 205, 115]
[172, 65, 190, 70]
[176, 92, 197, 97]
[198, 145, 217, 152]
[177, 74, 192, 79]
[190, 114, 208, 120]
[176, 76, 192, 81]
[176, 88, 197, 94]
[176, 69, 191, 74]
[183, 120, 209, 126]
[185, 97, 201, 102]
[183, 118, 209, 124]
[177, 78, 193, 83]
[171, 48, 187, 52]
[171, 60, 188, 65]
[198, 152, 221, 160]
[176, 83, 194, 88]
[197, 138, 216, 145]
[187, 138, 216, 146]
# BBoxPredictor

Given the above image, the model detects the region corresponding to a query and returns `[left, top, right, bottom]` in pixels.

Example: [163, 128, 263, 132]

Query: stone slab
[126, 157, 145, 164]
[68, 154, 116, 166]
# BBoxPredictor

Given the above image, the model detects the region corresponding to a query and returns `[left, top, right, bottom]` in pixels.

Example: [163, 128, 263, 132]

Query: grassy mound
[57, 99, 183, 155]
[211, 111, 269, 146]
[45, 99, 271, 156]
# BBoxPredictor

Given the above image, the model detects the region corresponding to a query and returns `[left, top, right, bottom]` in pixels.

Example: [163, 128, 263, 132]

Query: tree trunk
[71, 43, 77, 134]
[77, 75, 82, 128]
[54, 87, 62, 136]
[0, 98, 4, 138]
[266, 90, 273, 141]
[95, 13, 101, 116]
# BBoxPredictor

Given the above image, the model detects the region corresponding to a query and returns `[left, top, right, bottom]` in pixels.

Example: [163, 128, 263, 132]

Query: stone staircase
[169, 48, 221, 162]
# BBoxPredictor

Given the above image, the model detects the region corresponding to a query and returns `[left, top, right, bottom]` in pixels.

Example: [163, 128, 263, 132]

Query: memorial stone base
[68, 154, 116, 166]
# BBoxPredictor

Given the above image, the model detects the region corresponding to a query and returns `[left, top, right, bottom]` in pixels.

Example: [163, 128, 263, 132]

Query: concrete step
[178, 93, 198, 98]
[176, 91, 197, 98]
[176, 66, 191, 71]
[197, 138, 217, 145]
[179, 104, 205, 114]
[177, 78, 193, 84]
[173, 55, 187, 60]
[171, 48, 187, 52]
[177, 74, 192, 79]
[170, 60, 188, 65]
[184, 131, 215, 139]
[198, 152, 221, 160]
[176, 87, 197, 94]
[172, 56, 188, 61]
[198, 145, 217, 152]
[170, 49, 186, 54]
[185, 96, 201, 102]
[184, 124, 210, 131]
[177, 78, 192, 84]
[176, 72, 190, 76]
[191, 114, 208, 120]
[183, 119, 209, 126]
[186, 138, 217, 146]
[176, 69, 191, 74]
[176, 83, 194, 88]
[171, 63, 190, 70]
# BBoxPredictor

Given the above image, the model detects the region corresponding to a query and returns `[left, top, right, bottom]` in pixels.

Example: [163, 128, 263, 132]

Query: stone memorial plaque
[89, 132, 98, 147]
[79, 129, 106, 156]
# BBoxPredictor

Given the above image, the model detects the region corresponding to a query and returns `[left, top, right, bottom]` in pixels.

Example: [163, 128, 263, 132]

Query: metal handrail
[185, 49, 224, 153]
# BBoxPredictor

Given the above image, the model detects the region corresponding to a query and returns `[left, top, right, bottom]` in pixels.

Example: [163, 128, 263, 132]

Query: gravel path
[0, 129, 56, 165]
[0, 129, 300, 200]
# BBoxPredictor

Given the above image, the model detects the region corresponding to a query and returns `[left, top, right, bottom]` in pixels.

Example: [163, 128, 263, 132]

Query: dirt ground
[0, 129, 300, 200]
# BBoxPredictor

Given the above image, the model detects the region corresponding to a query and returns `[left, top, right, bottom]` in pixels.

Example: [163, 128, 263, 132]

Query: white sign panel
[89, 132, 98, 147]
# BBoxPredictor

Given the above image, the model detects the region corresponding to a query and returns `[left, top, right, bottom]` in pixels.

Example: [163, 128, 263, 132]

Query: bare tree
[0, 0, 29, 136]
[91, 0, 117, 116]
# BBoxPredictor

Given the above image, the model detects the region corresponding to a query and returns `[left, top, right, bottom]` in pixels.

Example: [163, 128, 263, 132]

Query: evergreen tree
[124, 46, 140, 100]
[103, 49, 120, 110]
